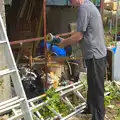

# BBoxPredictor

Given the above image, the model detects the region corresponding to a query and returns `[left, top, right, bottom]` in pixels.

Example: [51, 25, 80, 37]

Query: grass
[104, 26, 120, 34]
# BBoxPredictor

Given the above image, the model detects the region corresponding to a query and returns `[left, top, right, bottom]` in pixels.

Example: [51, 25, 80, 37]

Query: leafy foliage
[105, 81, 120, 107]
[38, 88, 71, 119]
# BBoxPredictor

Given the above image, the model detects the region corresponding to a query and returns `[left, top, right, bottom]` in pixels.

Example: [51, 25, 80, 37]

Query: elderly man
[58, 0, 107, 120]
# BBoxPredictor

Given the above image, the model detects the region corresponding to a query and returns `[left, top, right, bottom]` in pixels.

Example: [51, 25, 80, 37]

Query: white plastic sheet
[114, 42, 120, 81]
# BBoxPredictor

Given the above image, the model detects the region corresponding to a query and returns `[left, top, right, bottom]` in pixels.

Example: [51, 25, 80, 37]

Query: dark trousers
[85, 56, 106, 120]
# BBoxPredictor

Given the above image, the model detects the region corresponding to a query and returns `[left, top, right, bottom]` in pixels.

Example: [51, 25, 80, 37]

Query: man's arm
[59, 32, 83, 47]
[59, 6, 88, 47]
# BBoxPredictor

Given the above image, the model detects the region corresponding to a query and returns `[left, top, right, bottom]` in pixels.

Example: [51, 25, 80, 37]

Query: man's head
[69, 0, 84, 6]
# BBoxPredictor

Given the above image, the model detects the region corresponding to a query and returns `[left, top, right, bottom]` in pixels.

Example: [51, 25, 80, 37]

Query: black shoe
[81, 107, 91, 114]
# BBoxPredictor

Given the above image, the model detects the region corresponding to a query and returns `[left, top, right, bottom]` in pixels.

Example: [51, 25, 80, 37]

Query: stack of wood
[7, 0, 43, 41]
[6, 0, 44, 61]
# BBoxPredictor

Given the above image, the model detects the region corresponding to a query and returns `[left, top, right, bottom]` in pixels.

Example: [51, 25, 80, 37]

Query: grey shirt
[77, 0, 106, 60]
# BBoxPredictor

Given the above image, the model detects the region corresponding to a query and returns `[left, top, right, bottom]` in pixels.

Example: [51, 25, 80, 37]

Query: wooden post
[100, 0, 104, 21]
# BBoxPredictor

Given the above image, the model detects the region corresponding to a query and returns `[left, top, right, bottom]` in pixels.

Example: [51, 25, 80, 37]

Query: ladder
[6, 81, 86, 120]
[28, 81, 87, 120]
[0, 15, 32, 119]
[7, 81, 110, 120]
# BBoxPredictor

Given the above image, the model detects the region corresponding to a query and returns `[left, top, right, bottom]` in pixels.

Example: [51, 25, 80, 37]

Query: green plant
[38, 88, 71, 119]
[105, 82, 120, 107]
[105, 95, 112, 107]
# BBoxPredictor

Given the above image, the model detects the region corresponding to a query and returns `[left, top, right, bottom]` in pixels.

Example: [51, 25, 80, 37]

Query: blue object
[39, 41, 67, 57]
[46, 0, 100, 6]
[46, 0, 71, 6]
[95, 0, 100, 6]
[112, 47, 117, 54]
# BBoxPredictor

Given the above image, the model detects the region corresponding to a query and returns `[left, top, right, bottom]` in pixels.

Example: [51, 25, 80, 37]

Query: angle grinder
[46, 33, 61, 44]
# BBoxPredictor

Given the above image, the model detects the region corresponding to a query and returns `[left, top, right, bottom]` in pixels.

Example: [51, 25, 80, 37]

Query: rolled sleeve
[77, 7, 88, 32]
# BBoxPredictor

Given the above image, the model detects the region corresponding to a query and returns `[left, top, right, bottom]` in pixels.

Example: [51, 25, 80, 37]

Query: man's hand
[55, 36, 65, 47]
[55, 32, 83, 47]
[55, 36, 64, 41]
